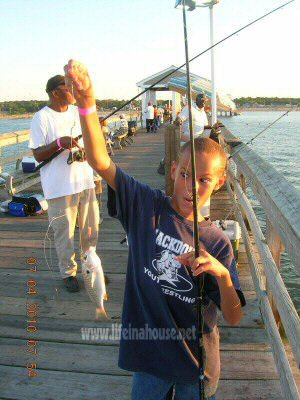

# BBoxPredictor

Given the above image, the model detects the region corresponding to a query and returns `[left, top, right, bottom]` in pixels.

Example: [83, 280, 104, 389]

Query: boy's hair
[179, 137, 227, 177]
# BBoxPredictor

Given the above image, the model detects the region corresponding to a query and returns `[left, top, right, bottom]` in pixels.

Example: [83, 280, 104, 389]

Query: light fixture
[174, 0, 196, 11]
[195, 0, 219, 7]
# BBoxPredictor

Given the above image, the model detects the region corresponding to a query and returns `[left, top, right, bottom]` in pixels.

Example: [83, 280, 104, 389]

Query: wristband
[78, 105, 97, 116]
[57, 137, 63, 150]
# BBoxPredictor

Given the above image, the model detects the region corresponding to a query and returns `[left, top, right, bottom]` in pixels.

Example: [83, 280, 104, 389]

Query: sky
[0, 0, 299, 101]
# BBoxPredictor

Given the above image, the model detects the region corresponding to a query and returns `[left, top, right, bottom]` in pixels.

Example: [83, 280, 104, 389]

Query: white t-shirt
[116, 119, 128, 131]
[144, 105, 154, 119]
[29, 105, 95, 200]
[179, 103, 209, 141]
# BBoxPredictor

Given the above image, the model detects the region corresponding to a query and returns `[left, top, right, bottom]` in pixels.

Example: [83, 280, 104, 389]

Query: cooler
[22, 156, 39, 173]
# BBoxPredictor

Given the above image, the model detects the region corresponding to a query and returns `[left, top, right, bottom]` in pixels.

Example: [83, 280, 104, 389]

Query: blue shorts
[132, 372, 216, 400]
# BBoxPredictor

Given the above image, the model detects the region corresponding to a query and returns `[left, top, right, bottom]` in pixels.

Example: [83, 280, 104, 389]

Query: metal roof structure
[137, 65, 236, 111]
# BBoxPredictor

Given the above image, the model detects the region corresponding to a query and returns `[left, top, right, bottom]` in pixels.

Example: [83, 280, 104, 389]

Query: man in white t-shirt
[115, 114, 128, 135]
[29, 75, 99, 292]
[179, 94, 210, 142]
[144, 101, 154, 133]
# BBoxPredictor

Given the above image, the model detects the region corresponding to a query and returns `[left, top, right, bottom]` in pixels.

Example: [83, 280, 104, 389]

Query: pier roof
[136, 65, 205, 91]
[136, 65, 236, 110]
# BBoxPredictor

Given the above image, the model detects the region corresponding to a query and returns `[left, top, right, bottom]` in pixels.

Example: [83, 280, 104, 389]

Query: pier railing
[0, 130, 38, 195]
[165, 125, 300, 399]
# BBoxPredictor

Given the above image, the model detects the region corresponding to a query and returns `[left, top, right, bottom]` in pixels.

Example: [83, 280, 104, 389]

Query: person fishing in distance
[178, 93, 211, 144]
[64, 59, 245, 400]
[29, 74, 100, 293]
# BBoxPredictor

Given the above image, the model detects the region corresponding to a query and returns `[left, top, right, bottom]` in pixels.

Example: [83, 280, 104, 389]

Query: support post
[237, 171, 250, 230]
[266, 217, 284, 330]
[165, 125, 180, 196]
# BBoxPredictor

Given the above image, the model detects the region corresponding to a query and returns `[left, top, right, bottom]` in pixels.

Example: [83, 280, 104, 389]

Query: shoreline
[0, 110, 140, 121]
[1, 107, 299, 121]
[0, 113, 33, 120]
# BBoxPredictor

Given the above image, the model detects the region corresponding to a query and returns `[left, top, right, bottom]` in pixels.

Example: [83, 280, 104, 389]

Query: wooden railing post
[266, 216, 284, 330]
[237, 170, 250, 230]
[165, 125, 180, 196]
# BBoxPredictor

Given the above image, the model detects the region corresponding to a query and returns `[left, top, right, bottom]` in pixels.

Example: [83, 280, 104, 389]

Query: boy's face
[170, 150, 225, 221]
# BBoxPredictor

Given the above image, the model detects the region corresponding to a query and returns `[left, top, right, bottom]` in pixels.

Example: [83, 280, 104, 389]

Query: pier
[0, 124, 299, 399]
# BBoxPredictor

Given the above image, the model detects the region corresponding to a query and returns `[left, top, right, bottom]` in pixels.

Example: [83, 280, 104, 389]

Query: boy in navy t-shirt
[65, 60, 245, 400]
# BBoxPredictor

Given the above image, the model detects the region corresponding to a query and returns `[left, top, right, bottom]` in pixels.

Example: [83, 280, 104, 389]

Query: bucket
[213, 220, 241, 262]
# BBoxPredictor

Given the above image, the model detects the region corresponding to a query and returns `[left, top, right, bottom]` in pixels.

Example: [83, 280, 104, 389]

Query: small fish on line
[82, 247, 108, 319]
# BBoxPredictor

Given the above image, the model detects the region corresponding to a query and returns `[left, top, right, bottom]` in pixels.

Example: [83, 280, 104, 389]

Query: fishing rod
[35, 0, 294, 171]
[228, 110, 291, 160]
[180, 3, 205, 399]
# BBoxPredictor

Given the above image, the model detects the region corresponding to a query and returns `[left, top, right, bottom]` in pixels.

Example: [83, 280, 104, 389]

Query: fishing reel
[67, 149, 87, 165]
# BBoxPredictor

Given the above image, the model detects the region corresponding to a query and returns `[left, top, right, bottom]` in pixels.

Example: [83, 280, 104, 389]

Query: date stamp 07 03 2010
[26, 257, 38, 377]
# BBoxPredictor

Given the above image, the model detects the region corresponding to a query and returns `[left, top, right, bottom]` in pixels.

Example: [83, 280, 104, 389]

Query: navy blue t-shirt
[115, 167, 244, 384]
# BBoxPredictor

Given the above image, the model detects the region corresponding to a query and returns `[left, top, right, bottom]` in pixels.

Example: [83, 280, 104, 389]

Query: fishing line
[102, 0, 294, 122]
[228, 110, 291, 160]
[43, 213, 67, 300]
[36, 0, 294, 171]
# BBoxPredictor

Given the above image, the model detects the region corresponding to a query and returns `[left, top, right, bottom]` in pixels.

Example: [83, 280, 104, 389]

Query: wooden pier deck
[0, 126, 298, 399]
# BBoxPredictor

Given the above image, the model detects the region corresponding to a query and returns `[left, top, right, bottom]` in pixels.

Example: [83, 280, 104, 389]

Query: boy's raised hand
[177, 250, 229, 280]
[64, 60, 95, 108]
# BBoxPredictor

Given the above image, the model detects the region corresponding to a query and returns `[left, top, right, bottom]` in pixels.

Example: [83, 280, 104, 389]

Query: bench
[114, 130, 132, 149]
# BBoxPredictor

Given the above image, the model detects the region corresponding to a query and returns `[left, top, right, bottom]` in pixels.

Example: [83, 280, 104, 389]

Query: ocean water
[219, 111, 300, 313]
[0, 112, 299, 312]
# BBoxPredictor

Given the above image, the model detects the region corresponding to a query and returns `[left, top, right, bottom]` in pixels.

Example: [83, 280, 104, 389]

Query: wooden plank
[216, 380, 283, 399]
[0, 252, 128, 274]
[0, 313, 269, 349]
[0, 295, 123, 321]
[0, 130, 30, 148]
[0, 365, 285, 400]
[0, 267, 255, 299]
[0, 269, 125, 303]
[0, 337, 290, 380]
[0, 365, 132, 400]
[0, 292, 263, 327]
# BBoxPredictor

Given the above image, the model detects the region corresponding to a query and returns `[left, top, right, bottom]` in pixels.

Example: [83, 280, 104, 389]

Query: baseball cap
[46, 75, 65, 93]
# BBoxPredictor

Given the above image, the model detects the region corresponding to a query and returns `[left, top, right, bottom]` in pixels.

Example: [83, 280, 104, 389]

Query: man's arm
[64, 60, 117, 190]
[32, 137, 83, 162]
[33, 141, 60, 162]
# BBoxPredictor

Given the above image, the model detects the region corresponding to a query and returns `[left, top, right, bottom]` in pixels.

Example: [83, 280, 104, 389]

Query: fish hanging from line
[82, 247, 108, 320]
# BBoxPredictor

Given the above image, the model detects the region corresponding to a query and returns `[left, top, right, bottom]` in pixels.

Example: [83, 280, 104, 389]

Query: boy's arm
[64, 60, 117, 190]
[215, 270, 242, 326]
[177, 250, 243, 326]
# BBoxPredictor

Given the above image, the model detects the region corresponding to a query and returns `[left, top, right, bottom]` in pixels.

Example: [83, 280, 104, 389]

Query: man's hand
[176, 249, 229, 280]
[64, 60, 95, 109]
[59, 136, 83, 151]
